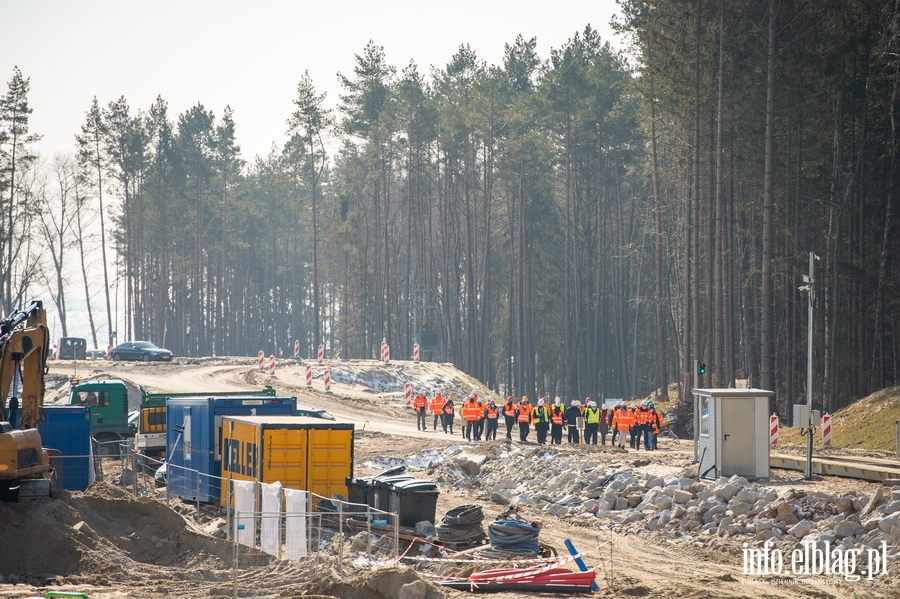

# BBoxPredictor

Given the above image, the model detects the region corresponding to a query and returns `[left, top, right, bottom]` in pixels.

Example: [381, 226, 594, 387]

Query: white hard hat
[554, 396, 561, 404]
[572, 400, 581, 407]
[602, 403, 608, 410]
[590, 401, 597, 407]
[538, 398, 545, 406]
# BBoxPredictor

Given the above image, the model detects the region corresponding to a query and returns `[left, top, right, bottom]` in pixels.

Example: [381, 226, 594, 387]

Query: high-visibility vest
[533, 405, 550, 424]
[430, 395, 445, 415]
[613, 408, 632, 431]
[413, 395, 428, 412]
[584, 407, 601, 424]
[485, 406, 500, 420]
[551, 408, 564, 425]
[517, 403, 533, 422]
[443, 401, 455, 415]
[638, 407, 650, 425]
[504, 402, 517, 418]
[463, 400, 482, 422]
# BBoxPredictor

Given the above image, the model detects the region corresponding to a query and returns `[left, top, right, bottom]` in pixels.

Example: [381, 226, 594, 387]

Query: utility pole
[799, 251, 819, 479]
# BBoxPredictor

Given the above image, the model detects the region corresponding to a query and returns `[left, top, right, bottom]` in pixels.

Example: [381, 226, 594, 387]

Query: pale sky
[3, 0, 624, 345]
[4, 0, 625, 162]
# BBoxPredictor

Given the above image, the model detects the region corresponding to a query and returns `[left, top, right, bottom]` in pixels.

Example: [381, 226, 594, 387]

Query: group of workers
[411, 392, 664, 450]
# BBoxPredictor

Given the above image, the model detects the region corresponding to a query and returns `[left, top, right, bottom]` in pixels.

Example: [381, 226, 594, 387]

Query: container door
[263, 428, 307, 491]
[307, 429, 352, 505]
[720, 398, 755, 476]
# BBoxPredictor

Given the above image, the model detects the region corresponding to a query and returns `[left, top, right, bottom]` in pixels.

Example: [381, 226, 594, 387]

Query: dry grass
[776, 386, 900, 451]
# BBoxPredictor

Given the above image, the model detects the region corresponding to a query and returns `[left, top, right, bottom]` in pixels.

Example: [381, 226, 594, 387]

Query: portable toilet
[693, 388, 774, 480]
[165, 395, 297, 502]
[40, 405, 94, 491]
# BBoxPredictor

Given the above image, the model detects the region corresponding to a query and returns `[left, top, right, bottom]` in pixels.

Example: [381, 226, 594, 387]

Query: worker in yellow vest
[583, 400, 601, 445]
[533, 398, 551, 445]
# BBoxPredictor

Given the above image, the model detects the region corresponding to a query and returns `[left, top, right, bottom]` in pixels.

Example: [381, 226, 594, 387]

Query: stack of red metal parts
[440, 565, 597, 593]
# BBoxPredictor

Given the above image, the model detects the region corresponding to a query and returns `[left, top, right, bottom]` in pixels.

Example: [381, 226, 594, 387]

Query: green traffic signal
[698, 361, 706, 375]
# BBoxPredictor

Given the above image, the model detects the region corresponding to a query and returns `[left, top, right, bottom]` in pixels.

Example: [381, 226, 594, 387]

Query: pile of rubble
[437, 448, 900, 557]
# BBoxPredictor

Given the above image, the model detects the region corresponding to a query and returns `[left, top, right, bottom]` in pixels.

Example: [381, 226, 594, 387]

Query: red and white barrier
[324, 368, 331, 393]
[381, 341, 390, 364]
[405, 381, 411, 404]
[293, 340, 299, 359]
[769, 413, 778, 446]
[413, 343, 420, 363]
[305, 364, 312, 387]
[822, 413, 832, 446]
[258, 350, 265, 372]
[317, 344, 324, 365]
[268, 355, 276, 377]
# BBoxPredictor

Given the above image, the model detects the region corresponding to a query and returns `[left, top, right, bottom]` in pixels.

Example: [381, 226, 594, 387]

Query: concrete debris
[433, 447, 900, 559]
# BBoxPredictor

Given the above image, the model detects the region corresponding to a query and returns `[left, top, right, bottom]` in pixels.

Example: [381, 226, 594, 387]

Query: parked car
[56, 337, 87, 360]
[86, 348, 107, 360]
[110, 341, 173, 362]
[296, 407, 334, 420]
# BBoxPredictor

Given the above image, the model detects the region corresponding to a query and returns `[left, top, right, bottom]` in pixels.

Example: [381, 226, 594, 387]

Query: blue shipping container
[165, 396, 297, 502]
[40, 405, 94, 491]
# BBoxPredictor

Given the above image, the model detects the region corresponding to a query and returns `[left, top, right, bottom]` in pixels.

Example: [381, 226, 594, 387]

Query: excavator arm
[0, 300, 49, 429]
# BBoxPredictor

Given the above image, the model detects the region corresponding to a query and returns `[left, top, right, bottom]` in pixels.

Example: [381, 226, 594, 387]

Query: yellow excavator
[0, 300, 52, 500]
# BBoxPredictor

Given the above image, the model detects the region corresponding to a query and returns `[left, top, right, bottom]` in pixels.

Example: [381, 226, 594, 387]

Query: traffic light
[697, 361, 706, 375]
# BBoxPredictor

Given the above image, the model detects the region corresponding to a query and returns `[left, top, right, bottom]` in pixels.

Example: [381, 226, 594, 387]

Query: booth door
[721, 398, 755, 476]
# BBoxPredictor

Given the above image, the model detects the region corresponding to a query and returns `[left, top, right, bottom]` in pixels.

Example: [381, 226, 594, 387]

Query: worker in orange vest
[637, 400, 652, 450]
[612, 402, 632, 449]
[430, 393, 445, 431]
[483, 397, 500, 441]
[412, 392, 428, 431]
[463, 394, 482, 442]
[441, 396, 455, 434]
[503, 396, 517, 439]
[550, 397, 565, 444]
[472, 393, 485, 441]
[628, 403, 640, 449]
[648, 401, 662, 450]
[516, 396, 533, 442]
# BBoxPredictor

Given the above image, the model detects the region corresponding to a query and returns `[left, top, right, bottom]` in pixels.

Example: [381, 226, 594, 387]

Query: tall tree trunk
[650, 97, 668, 402]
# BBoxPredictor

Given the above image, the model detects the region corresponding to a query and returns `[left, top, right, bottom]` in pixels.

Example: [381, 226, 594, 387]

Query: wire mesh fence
[95, 448, 402, 595]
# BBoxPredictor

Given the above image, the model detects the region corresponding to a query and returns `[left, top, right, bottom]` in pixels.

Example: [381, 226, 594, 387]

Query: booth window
[699, 396, 709, 436]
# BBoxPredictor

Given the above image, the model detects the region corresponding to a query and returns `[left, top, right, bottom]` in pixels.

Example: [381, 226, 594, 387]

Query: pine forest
[2, 0, 900, 423]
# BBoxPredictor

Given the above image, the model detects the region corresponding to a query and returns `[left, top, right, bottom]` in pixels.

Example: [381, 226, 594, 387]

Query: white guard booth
[693, 388, 774, 480]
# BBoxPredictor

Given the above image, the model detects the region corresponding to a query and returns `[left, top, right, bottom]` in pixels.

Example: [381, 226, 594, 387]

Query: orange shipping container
[221, 415, 354, 508]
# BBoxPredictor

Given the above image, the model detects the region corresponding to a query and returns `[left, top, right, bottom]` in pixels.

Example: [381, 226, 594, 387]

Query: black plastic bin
[345, 476, 374, 519]
[389, 478, 439, 527]
[373, 474, 414, 512]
